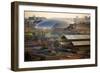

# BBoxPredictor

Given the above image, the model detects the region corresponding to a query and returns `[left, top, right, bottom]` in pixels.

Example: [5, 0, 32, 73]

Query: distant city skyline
[25, 11, 90, 19]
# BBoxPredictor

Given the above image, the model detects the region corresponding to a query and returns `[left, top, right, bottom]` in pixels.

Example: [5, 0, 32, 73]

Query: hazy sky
[25, 11, 90, 19]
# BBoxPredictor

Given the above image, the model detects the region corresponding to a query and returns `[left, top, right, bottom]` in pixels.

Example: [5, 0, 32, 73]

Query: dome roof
[35, 19, 70, 30]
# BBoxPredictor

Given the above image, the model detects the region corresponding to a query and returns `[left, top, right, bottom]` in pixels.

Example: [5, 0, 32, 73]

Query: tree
[60, 35, 68, 42]
[53, 40, 59, 48]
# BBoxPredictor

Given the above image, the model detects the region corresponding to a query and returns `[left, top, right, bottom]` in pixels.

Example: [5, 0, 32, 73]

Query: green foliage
[60, 35, 68, 42]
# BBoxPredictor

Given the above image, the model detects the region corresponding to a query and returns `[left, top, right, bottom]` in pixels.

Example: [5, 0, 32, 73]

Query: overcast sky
[25, 11, 90, 19]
